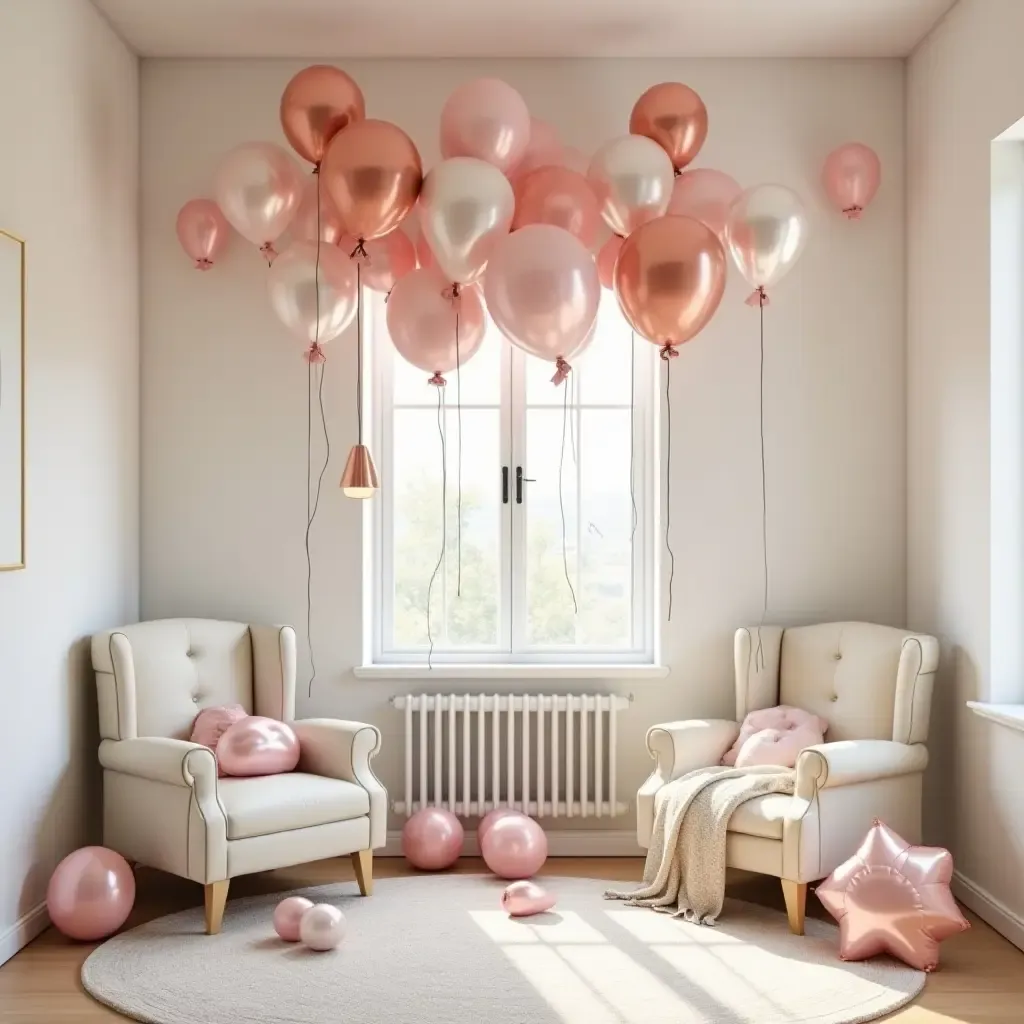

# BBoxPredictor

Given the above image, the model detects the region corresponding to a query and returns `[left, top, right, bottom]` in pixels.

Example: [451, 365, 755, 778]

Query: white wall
[908, 0, 1024, 945]
[0, 1, 139, 963]
[141, 58, 905, 835]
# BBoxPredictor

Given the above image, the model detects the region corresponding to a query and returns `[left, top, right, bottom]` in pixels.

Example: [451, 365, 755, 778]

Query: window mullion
[509, 344, 528, 655]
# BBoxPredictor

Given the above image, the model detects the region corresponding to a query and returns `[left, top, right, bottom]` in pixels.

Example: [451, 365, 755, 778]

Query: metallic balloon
[175, 199, 230, 270]
[299, 904, 347, 951]
[596, 235, 623, 290]
[419, 157, 514, 285]
[501, 880, 556, 917]
[513, 165, 601, 249]
[613, 215, 727, 356]
[46, 847, 135, 941]
[340, 229, 417, 294]
[725, 183, 809, 302]
[216, 716, 301, 777]
[667, 168, 743, 243]
[822, 142, 881, 219]
[273, 896, 313, 942]
[478, 808, 525, 846]
[816, 820, 969, 972]
[480, 815, 548, 879]
[629, 82, 709, 171]
[587, 135, 674, 238]
[280, 64, 365, 166]
[440, 77, 530, 174]
[291, 177, 347, 246]
[321, 119, 422, 241]
[401, 807, 464, 870]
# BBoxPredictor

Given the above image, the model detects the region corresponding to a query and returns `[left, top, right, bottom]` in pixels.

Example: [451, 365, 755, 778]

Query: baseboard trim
[381, 829, 641, 858]
[952, 869, 1024, 952]
[0, 901, 49, 967]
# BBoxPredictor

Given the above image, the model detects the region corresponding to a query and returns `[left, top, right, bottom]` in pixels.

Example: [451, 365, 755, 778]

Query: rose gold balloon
[823, 142, 881, 219]
[478, 808, 525, 845]
[176, 199, 230, 270]
[481, 815, 548, 879]
[273, 896, 313, 942]
[597, 235, 623, 290]
[630, 82, 708, 171]
[402, 807, 464, 870]
[513, 166, 601, 249]
[614, 215, 726, 357]
[667, 168, 742, 242]
[341, 229, 417, 293]
[386, 268, 486, 384]
[217, 716, 300, 777]
[440, 78, 530, 174]
[292, 177, 347, 246]
[47, 847, 135, 941]
[816, 820, 969, 972]
[280, 64, 365, 166]
[322, 119, 422, 241]
[502, 880, 556, 917]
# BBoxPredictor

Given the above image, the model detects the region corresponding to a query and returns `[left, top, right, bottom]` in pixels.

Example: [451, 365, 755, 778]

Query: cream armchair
[92, 619, 386, 933]
[638, 622, 938, 934]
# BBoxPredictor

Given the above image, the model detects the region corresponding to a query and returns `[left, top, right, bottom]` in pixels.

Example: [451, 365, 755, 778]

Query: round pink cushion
[189, 704, 248, 776]
[722, 705, 828, 769]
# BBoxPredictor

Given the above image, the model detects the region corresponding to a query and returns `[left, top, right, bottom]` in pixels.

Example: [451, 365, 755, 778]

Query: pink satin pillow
[721, 705, 828, 769]
[216, 717, 300, 777]
[190, 704, 249, 776]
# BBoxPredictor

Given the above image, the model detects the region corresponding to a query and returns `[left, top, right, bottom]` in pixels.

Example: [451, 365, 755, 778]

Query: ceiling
[92, 0, 958, 59]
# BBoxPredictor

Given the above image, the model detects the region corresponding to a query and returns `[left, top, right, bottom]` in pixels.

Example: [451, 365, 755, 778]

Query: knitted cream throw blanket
[606, 765, 795, 925]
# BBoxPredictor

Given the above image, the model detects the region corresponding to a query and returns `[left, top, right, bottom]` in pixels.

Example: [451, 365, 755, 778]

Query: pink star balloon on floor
[816, 819, 969, 972]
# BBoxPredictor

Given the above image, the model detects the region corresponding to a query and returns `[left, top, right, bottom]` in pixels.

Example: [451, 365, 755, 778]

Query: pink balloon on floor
[402, 807, 464, 870]
[47, 847, 135, 941]
[217, 716, 300, 777]
[502, 880, 556, 917]
[299, 904, 346, 951]
[481, 815, 548, 879]
[273, 896, 313, 942]
[478, 808, 524, 846]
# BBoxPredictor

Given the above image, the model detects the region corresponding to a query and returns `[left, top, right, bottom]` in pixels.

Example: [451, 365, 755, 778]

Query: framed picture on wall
[0, 228, 25, 571]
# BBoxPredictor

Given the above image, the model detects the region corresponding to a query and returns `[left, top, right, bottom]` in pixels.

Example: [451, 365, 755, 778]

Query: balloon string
[569, 370, 577, 466]
[630, 330, 637, 543]
[426, 387, 447, 670]
[306, 169, 324, 699]
[560, 382, 579, 616]
[456, 308, 462, 598]
[665, 358, 675, 622]
[755, 297, 768, 672]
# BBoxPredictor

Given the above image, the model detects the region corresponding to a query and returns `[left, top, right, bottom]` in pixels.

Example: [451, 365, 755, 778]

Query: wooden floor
[1, 856, 1022, 1022]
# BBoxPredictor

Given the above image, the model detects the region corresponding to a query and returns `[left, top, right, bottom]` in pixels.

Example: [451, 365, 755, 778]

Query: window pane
[525, 346, 565, 407]
[391, 406, 501, 649]
[578, 291, 634, 406]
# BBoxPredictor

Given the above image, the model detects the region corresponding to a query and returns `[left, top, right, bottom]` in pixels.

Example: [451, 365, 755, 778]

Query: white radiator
[391, 694, 630, 819]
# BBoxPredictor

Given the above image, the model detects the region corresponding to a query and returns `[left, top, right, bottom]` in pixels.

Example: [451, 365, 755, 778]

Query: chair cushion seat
[727, 793, 794, 840]
[218, 773, 370, 840]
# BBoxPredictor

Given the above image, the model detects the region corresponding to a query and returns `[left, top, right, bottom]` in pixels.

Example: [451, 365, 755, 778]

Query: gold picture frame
[0, 228, 25, 571]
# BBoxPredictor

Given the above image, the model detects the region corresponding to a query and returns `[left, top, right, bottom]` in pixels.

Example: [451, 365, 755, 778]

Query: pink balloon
[823, 142, 881, 220]
[478, 808, 525, 846]
[386, 268, 486, 384]
[513, 166, 601, 249]
[190, 704, 248, 776]
[214, 141, 303, 261]
[440, 78, 530, 174]
[341, 229, 417, 294]
[509, 117, 563, 182]
[415, 229, 435, 271]
[501, 880, 556, 917]
[484, 224, 600, 376]
[47, 847, 135, 941]
[481, 815, 548, 880]
[292, 177, 347, 246]
[668, 168, 743, 242]
[560, 146, 590, 176]
[299, 904, 346, 951]
[216, 716, 300, 777]
[597, 235, 623, 290]
[176, 199, 229, 270]
[402, 807, 464, 870]
[273, 896, 313, 942]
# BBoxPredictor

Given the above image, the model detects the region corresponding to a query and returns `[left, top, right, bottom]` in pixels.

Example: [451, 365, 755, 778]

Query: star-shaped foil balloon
[816, 819, 969, 972]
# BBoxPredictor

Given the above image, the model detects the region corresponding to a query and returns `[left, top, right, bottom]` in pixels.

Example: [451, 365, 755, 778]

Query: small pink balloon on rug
[217, 716, 300, 777]
[816, 819, 969, 972]
[478, 808, 524, 845]
[299, 904, 346, 951]
[481, 815, 547, 879]
[501, 880, 556, 917]
[47, 847, 135, 941]
[273, 896, 313, 942]
[402, 807, 464, 870]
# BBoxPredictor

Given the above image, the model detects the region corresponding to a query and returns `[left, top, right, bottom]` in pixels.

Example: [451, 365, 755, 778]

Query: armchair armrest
[647, 719, 740, 781]
[795, 740, 928, 800]
[99, 736, 218, 791]
[292, 719, 387, 850]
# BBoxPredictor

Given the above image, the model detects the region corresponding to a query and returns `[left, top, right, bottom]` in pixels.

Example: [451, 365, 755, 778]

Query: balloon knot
[260, 242, 278, 265]
[659, 345, 679, 362]
[304, 342, 327, 365]
[550, 356, 572, 385]
[745, 287, 769, 308]
[442, 283, 462, 313]
[428, 372, 447, 387]
[194, 258, 213, 271]
[673, 166, 682, 177]
[312, 163, 321, 176]
[843, 206, 863, 220]
[349, 238, 370, 263]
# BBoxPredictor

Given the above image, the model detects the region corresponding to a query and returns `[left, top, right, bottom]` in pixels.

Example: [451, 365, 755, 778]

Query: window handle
[515, 466, 536, 504]
[502, 466, 509, 504]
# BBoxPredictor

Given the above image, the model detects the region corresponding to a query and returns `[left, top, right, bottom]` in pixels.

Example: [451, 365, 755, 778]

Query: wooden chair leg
[351, 849, 373, 896]
[204, 880, 230, 935]
[781, 879, 807, 935]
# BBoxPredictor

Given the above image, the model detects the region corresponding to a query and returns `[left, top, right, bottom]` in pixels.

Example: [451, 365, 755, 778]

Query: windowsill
[966, 701, 1024, 734]
[353, 663, 670, 680]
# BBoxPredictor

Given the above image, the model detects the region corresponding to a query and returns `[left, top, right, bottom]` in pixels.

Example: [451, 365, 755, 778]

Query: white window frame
[361, 294, 662, 675]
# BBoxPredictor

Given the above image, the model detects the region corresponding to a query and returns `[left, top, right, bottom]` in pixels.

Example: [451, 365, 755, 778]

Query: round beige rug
[82, 875, 924, 1023]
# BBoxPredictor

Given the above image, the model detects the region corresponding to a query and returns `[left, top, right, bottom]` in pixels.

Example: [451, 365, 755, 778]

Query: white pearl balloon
[299, 903, 346, 951]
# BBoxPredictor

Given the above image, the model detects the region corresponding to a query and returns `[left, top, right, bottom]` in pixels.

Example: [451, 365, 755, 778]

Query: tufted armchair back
[734, 622, 939, 745]
[92, 619, 297, 741]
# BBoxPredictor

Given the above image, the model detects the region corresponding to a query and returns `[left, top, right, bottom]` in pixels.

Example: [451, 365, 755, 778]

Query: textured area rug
[82, 875, 924, 1024]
